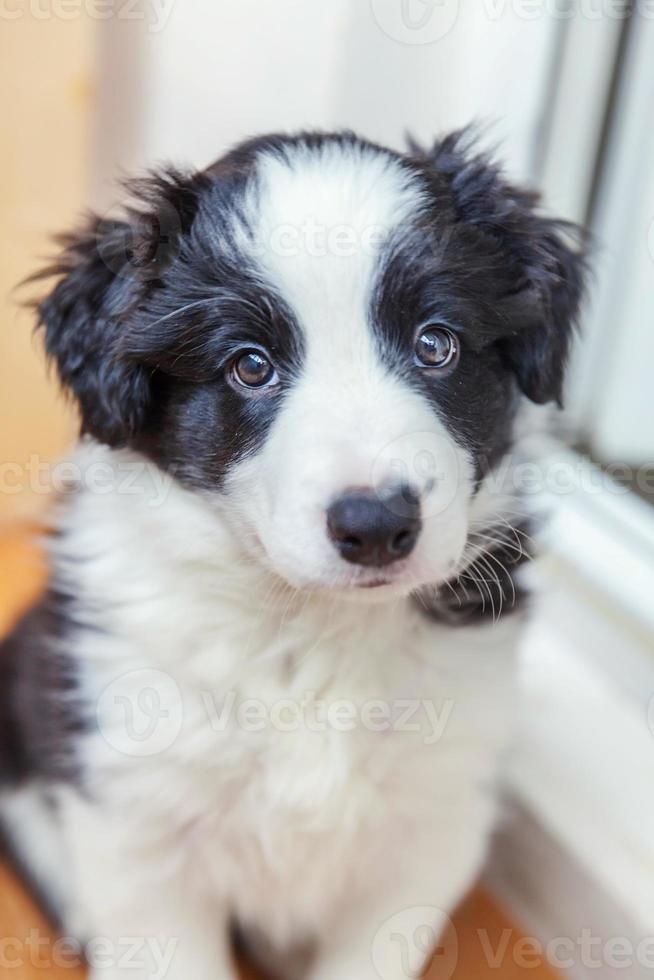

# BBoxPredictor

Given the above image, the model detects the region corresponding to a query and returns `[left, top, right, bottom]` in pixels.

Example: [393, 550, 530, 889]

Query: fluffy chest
[162, 668, 496, 941]
[85, 602, 518, 939]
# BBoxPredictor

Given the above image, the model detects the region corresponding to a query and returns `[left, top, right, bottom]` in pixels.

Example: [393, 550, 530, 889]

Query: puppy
[0, 129, 586, 980]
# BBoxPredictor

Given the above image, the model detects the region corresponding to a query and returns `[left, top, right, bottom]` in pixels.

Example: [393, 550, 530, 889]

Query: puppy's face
[38, 131, 585, 596]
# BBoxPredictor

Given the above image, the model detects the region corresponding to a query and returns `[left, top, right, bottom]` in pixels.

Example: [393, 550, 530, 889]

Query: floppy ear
[497, 217, 588, 405]
[33, 168, 208, 446]
[417, 128, 589, 405]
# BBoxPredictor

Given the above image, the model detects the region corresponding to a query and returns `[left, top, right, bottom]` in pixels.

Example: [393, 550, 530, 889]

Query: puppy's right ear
[33, 168, 208, 446]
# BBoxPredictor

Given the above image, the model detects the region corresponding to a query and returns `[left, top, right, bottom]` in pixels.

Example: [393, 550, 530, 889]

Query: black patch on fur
[408, 129, 588, 406]
[414, 522, 532, 625]
[32, 150, 310, 489]
[0, 587, 86, 787]
[372, 128, 588, 477]
[31, 168, 213, 448]
[32, 127, 587, 492]
[127, 270, 304, 489]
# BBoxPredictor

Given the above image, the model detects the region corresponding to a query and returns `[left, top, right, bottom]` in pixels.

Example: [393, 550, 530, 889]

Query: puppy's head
[36, 129, 587, 595]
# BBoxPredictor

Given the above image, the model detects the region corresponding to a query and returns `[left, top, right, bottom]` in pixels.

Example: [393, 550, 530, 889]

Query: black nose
[326, 487, 421, 567]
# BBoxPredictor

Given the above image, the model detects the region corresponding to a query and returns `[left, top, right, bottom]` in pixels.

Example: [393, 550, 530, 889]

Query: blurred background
[1, 0, 654, 975]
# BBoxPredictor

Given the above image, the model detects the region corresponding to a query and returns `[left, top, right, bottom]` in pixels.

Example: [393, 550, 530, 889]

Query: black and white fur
[0, 130, 586, 980]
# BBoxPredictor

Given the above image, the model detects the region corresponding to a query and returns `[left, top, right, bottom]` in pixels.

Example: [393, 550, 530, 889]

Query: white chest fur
[49, 447, 521, 952]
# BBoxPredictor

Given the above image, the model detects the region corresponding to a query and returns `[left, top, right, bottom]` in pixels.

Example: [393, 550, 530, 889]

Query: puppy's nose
[326, 487, 421, 567]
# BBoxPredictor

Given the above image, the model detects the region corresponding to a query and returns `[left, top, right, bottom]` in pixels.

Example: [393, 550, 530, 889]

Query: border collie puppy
[0, 130, 585, 980]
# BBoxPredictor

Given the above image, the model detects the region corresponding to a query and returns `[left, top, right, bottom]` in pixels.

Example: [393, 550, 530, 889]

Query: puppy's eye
[414, 325, 459, 369]
[231, 350, 278, 389]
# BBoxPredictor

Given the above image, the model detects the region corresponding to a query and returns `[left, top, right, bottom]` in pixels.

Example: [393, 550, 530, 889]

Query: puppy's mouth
[278, 564, 415, 596]
[356, 577, 394, 589]
[331, 562, 417, 595]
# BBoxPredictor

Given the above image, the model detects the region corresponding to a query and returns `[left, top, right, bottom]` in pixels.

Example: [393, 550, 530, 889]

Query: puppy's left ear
[497, 213, 588, 406]
[419, 128, 590, 405]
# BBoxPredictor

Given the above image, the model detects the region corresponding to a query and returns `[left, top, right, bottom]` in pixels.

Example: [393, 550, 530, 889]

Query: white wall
[333, 0, 557, 176]
[566, 18, 654, 464]
[93, 0, 560, 207]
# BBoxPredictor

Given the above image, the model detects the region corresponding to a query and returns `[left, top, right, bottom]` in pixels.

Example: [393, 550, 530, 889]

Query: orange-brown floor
[0, 527, 560, 979]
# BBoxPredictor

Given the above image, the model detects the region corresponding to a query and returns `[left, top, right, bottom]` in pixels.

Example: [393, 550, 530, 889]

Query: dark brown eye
[414, 325, 459, 369]
[231, 350, 278, 389]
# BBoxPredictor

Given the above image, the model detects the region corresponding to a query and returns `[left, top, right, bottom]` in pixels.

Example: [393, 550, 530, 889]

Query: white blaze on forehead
[240, 141, 439, 483]
[245, 141, 427, 350]
[233, 141, 469, 501]
[224, 144, 475, 588]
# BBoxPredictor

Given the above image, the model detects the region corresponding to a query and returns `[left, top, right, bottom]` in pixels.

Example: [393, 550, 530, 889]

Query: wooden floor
[0, 526, 560, 979]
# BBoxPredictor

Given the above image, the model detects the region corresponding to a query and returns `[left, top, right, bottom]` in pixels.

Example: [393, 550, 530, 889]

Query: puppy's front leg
[84, 899, 235, 980]
[307, 847, 478, 980]
[308, 901, 451, 980]
[61, 793, 236, 980]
